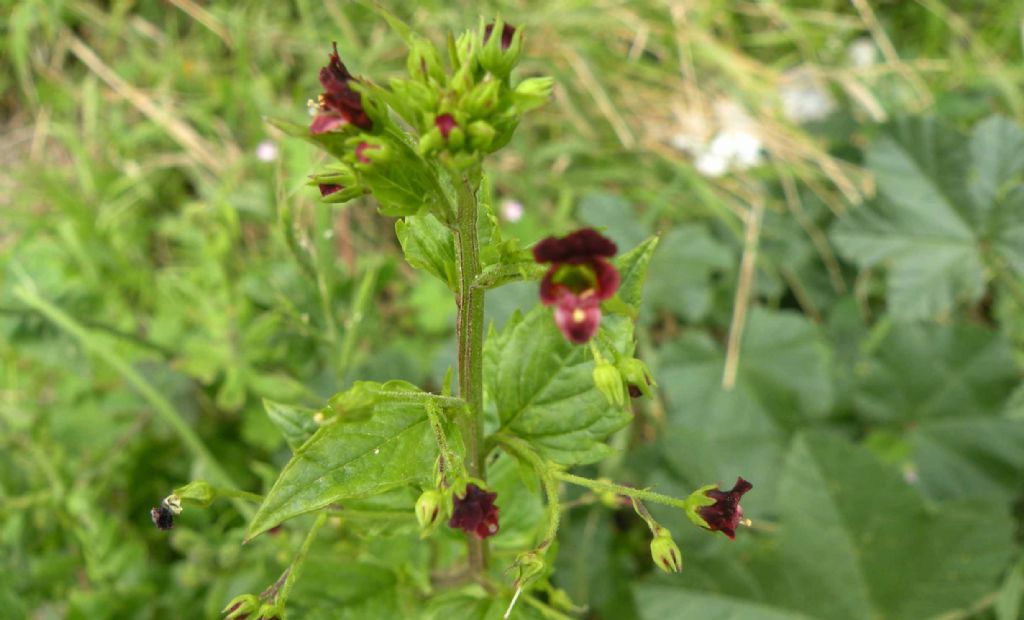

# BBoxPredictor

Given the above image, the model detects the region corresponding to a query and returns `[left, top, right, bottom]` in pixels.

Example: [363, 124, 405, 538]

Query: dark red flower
[150, 504, 174, 530]
[448, 483, 499, 540]
[311, 42, 372, 134]
[318, 183, 343, 196]
[484, 22, 516, 51]
[697, 477, 752, 540]
[436, 114, 457, 140]
[533, 228, 619, 344]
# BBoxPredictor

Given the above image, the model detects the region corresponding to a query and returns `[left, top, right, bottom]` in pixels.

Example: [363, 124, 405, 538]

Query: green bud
[617, 357, 656, 399]
[418, 127, 444, 155]
[447, 125, 466, 150]
[511, 551, 546, 589]
[463, 79, 502, 117]
[256, 602, 283, 620]
[513, 76, 554, 113]
[479, 19, 523, 78]
[415, 489, 444, 535]
[174, 481, 214, 508]
[650, 529, 682, 574]
[592, 360, 626, 407]
[467, 120, 497, 151]
[407, 36, 445, 83]
[222, 593, 259, 620]
[310, 164, 358, 189]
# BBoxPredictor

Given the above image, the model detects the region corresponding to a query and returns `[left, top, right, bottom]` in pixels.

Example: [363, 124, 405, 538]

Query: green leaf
[774, 433, 1014, 619]
[657, 309, 832, 508]
[485, 306, 631, 465]
[613, 236, 659, 310]
[289, 556, 400, 619]
[635, 582, 810, 620]
[911, 417, 1024, 500]
[644, 225, 732, 322]
[246, 385, 441, 540]
[853, 322, 1019, 423]
[969, 115, 1024, 214]
[263, 399, 319, 451]
[396, 214, 457, 289]
[832, 116, 1024, 319]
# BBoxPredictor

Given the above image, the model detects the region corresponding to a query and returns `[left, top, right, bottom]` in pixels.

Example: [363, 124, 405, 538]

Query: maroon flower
[448, 483, 499, 540]
[318, 183, 343, 196]
[311, 43, 372, 134]
[150, 505, 174, 530]
[533, 228, 620, 344]
[484, 22, 516, 51]
[697, 477, 752, 540]
[435, 114, 457, 140]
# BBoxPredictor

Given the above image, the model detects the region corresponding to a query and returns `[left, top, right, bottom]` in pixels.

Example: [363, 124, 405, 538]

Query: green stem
[494, 434, 560, 549]
[369, 390, 466, 410]
[13, 285, 253, 519]
[552, 471, 688, 511]
[453, 167, 487, 574]
[275, 512, 328, 611]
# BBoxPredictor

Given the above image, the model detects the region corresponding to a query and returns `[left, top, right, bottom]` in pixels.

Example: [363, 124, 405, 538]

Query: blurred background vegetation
[2, 1, 1023, 618]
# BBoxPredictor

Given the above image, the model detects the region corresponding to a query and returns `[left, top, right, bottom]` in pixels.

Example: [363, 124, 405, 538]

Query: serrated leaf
[969, 115, 1024, 214]
[396, 214, 457, 289]
[263, 399, 319, 451]
[485, 306, 631, 465]
[613, 236, 658, 309]
[774, 433, 1014, 619]
[832, 116, 1024, 319]
[911, 417, 1024, 501]
[853, 322, 1019, 423]
[657, 309, 832, 508]
[246, 389, 441, 539]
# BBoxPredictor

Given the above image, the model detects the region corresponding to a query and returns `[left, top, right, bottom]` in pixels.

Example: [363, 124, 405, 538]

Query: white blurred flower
[848, 37, 878, 68]
[694, 151, 729, 178]
[779, 67, 835, 124]
[709, 129, 762, 169]
[500, 199, 524, 223]
[256, 139, 278, 162]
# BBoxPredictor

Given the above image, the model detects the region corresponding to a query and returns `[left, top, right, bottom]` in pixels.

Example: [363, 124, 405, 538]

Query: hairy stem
[552, 471, 689, 511]
[454, 168, 487, 574]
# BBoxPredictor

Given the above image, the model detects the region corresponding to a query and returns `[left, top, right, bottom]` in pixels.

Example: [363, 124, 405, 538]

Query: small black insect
[150, 495, 181, 531]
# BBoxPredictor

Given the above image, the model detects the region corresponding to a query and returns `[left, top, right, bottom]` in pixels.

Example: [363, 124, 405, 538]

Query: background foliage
[2, 1, 1023, 618]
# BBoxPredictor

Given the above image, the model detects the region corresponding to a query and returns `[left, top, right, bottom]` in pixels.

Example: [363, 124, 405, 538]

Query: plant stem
[552, 471, 689, 511]
[453, 168, 487, 574]
[273, 512, 327, 609]
[494, 434, 560, 549]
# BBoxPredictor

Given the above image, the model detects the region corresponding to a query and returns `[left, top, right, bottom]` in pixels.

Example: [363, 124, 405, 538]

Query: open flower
[311, 42, 372, 134]
[533, 228, 619, 344]
[696, 477, 752, 540]
[448, 483, 499, 540]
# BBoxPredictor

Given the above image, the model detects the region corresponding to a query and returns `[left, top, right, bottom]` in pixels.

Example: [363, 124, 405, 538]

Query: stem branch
[552, 471, 689, 511]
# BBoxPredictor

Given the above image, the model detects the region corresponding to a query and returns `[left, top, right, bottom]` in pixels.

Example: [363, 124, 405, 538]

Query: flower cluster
[533, 228, 620, 344]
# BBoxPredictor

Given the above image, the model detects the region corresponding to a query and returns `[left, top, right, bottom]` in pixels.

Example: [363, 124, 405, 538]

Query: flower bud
[222, 593, 259, 620]
[617, 357, 656, 399]
[418, 126, 445, 155]
[513, 77, 553, 112]
[479, 19, 522, 77]
[463, 79, 502, 117]
[415, 489, 444, 534]
[650, 528, 682, 573]
[467, 120, 497, 151]
[407, 37, 445, 84]
[592, 360, 625, 407]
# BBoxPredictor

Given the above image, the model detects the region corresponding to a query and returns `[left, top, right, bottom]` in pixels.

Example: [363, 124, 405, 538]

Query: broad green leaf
[832, 116, 1024, 319]
[396, 214, 457, 289]
[635, 582, 810, 620]
[853, 322, 1019, 423]
[911, 417, 1024, 500]
[644, 225, 732, 322]
[289, 556, 400, 619]
[577, 193, 650, 250]
[969, 115, 1024, 214]
[262, 399, 319, 451]
[246, 386, 441, 539]
[485, 306, 631, 465]
[657, 308, 832, 509]
[614, 236, 659, 310]
[774, 433, 1014, 620]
